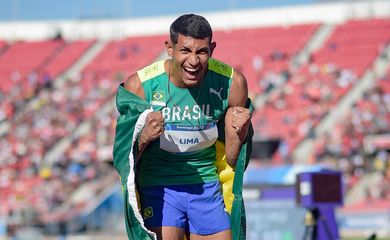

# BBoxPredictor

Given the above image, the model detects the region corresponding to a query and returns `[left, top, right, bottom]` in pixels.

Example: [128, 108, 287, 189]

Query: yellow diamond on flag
[143, 207, 153, 219]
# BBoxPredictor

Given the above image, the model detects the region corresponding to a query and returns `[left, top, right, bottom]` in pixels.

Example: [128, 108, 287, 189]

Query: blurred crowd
[0, 70, 119, 223]
[312, 73, 390, 202]
[252, 61, 358, 162]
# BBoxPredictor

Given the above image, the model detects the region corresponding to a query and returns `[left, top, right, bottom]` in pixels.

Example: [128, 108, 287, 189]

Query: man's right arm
[124, 73, 145, 99]
[124, 74, 164, 157]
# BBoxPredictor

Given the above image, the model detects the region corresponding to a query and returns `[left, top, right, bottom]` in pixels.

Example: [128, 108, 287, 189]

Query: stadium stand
[0, 39, 64, 93]
[310, 69, 390, 205]
[213, 23, 320, 98]
[42, 40, 95, 79]
[0, 34, 168, 226]
[83, 35, 167, 77]
[252, 17, 390, 164]
[0, 39, 96, 126]
[311, 18, 390, 77]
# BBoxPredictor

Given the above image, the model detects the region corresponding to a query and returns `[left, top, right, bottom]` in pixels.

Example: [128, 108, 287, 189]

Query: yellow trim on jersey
[137, 60, 165, 83]
[208, 58, 234, 79]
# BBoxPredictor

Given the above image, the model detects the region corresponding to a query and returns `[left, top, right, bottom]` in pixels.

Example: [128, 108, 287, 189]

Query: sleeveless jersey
[137, 58, 234, 186]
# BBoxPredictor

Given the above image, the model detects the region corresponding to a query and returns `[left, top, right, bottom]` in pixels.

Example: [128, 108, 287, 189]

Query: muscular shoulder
[124, 73, 145, 99]
[228, 69, 248, 107]
[124, 60, 166, 99]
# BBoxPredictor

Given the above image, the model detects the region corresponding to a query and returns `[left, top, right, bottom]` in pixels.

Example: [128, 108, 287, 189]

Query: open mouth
[183, 66, 201, 79]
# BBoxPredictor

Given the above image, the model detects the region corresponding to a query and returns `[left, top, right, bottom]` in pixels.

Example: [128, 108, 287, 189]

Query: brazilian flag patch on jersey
[151, 91, 166, 107]
[152, 91, 165, 101]
[143, 207, 153, 219]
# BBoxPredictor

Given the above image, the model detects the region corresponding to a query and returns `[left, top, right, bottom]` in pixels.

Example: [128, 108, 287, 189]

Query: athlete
[119, 14, 252, 240]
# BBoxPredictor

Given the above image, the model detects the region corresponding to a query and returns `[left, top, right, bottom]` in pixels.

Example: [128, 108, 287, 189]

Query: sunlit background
[0, 0, 389, 239]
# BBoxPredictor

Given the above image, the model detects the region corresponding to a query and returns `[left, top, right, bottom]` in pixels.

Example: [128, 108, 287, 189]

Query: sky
[0, 0, 321, 21]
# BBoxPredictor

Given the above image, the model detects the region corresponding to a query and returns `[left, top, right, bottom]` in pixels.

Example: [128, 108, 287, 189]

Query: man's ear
[210, 42, 217, 57]
[165, 40, 174, 57]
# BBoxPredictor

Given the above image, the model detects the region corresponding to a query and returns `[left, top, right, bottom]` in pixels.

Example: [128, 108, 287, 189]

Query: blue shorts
[138, 181, 231, 235]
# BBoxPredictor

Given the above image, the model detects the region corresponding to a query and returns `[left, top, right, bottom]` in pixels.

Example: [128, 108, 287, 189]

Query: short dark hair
[170, 14, 213, 44]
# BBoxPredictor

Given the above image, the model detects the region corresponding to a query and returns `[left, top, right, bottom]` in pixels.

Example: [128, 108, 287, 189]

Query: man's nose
[188, 53, 199, 66]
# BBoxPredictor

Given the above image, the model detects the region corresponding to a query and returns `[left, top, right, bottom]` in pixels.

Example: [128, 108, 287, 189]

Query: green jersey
[137, 58, 233, 186]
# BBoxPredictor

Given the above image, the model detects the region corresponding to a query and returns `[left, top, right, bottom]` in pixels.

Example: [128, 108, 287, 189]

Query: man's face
[167, 34, 216, 88]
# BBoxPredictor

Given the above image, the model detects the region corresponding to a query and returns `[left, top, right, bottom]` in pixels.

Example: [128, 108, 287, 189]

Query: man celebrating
[113, 14, 253, 240]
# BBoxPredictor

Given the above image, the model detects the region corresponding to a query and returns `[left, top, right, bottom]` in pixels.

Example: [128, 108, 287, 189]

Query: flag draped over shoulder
[113, 84, 254, 240]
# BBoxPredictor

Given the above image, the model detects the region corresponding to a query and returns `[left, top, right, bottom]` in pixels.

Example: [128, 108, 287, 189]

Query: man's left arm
[225, 70, 252, 168]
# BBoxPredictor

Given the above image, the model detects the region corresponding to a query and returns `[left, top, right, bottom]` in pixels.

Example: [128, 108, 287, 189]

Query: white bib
[159, 122, 218, 153]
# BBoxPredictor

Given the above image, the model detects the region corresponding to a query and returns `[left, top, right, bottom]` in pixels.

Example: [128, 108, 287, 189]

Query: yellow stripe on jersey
[208, 58, 234, 79]
[137, 60, 165, 83]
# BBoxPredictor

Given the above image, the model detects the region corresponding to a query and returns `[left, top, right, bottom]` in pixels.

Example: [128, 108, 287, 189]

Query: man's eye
[197, 49, 209, 55]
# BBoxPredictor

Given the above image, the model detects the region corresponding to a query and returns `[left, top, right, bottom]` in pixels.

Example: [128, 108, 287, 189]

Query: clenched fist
[231, 106, 251, 140]
[139, 111, 165, 145]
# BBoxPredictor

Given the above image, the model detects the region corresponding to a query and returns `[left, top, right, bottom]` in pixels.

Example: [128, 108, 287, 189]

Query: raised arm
[124, 74, 164, 158]
[224, 70, 251, 168]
